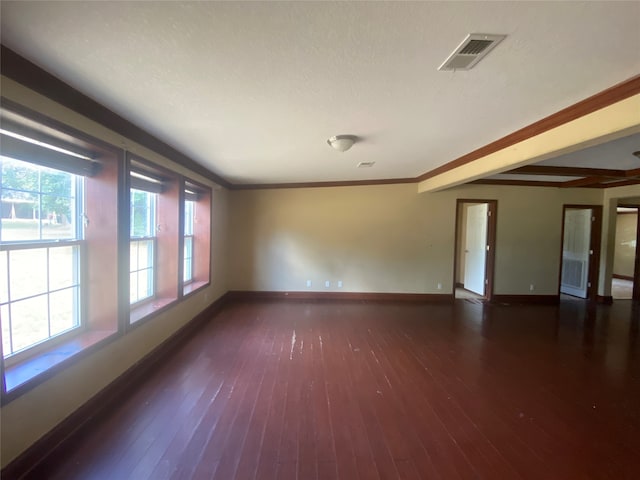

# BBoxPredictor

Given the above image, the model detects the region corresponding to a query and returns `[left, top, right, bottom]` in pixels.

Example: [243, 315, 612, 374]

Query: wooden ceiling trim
[230, 177, 417, 190]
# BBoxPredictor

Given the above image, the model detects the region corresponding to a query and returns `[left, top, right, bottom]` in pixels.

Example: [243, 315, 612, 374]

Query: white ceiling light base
[327, 135, 357, 152]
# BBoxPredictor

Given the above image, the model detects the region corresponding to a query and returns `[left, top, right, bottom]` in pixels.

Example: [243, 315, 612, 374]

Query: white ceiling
[1, 1, 639, 185]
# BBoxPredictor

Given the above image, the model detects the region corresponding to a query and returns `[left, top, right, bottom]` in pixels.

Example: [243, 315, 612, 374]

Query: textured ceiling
[1, 1, 639, 185]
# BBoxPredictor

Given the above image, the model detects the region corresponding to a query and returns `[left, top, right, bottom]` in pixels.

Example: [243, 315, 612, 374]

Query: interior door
[464, 203, 488, 295]
[561, 208, 592, 298]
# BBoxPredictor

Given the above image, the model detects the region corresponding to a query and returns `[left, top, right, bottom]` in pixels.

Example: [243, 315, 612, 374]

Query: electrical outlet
[437, 282, 442, 290]
[529, 284, 535, 292]
[337, 280, 343, 288]
[325, 280, 330, 288]
[306, 280, 312, 288]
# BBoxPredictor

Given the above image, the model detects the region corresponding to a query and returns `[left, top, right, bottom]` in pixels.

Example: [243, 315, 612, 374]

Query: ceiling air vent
[438, 33, 506, 71]
[357, 161, 375, 168]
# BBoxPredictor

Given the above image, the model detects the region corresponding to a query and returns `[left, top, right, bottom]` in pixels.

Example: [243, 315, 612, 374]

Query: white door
[561, 209, 591, 298]
[464, 203, 488, 295]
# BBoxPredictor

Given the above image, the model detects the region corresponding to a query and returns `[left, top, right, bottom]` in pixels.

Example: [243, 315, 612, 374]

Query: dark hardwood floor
[25, 299, 640, 479]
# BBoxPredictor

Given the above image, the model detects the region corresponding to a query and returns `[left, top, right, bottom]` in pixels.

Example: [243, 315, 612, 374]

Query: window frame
[1, 98, 124, 403]
[129, 188, 158, 306]
[183, 198, 195, 285]
[129, 237, 157, 306]
[180, 178, 212, 298]
[0, 156, 88, 367]
[126, 154, 180, 327]
[1, 239, 85, 367]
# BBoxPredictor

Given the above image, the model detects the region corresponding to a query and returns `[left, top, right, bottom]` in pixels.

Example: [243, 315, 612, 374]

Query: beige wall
[0, 78, 230, 468]
[613, 213, 638, 278]
[229, 184, 453, 293]
[229, 183, 602, 296]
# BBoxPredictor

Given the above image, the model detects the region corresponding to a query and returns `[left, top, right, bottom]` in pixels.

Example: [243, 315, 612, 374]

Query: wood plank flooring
[25, 299, 640, 479]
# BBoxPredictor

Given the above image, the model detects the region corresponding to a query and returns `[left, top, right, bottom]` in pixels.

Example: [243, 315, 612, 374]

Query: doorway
[454, 200, 497, 301]
[559, 205, 602, 300]
[612, 204, 639, 301]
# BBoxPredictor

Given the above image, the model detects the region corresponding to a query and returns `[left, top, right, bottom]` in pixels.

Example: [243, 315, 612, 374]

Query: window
[183, 199, 195, 283]
[129, 188, 156, 304]
[128, 156, 179, 324]
[182, 179, 211, 296]
[1, 101, 120, 398]
[0, 101, 214, 401]
[1, 157, 83, 360]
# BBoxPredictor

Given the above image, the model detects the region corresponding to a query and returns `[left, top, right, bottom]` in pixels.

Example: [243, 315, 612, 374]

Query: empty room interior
[1, 2, 639, 479]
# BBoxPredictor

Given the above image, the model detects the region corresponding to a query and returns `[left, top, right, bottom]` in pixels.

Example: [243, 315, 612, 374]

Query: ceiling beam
[508, 165, 626, 177]
[469, 179, 563, 188]
[595, 178, 640, 188]
[418, 95, 640, 193]
[417, 74, 640, 186]
[471, 166, 640, 189]
[560, 176, 606, 188]
[625, 168, 640, 178]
